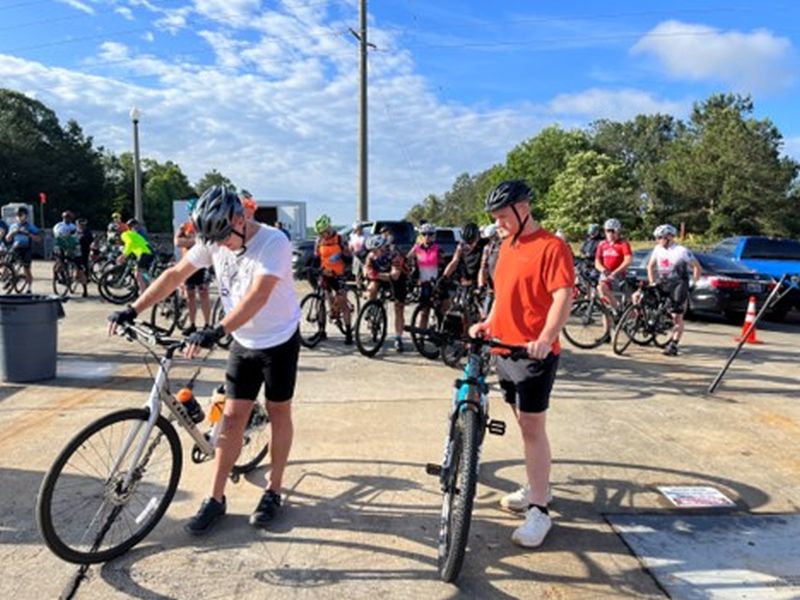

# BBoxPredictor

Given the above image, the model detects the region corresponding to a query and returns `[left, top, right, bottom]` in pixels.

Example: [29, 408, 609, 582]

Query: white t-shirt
[651, 243, 694, 280]
[186, 225, 300, 349]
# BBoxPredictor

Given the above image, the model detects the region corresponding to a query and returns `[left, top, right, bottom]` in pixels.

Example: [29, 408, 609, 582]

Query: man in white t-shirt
[646, 224, 701, 356]
[108, 185, 301, 534]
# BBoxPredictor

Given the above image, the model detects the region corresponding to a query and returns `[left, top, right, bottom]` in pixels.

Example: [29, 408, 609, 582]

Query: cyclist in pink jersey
[406, 223, 440, 327]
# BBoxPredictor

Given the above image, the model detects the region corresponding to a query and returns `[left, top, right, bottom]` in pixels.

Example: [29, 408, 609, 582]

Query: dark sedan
[627, 249, 775, 320]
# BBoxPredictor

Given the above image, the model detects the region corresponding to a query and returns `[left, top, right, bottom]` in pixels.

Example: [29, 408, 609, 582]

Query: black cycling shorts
[391, 275, 408, 303]
[185, 267, 208, 289]
[137, 253, 154, 271]
[14, 246, 33, 266]
[225, 329, 301, 402]
[321, 273, 342, 293]
[659, 279, 689, 315]
[496, 352, 559, 414]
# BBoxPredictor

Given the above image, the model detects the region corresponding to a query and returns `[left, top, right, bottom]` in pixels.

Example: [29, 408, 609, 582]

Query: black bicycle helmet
[461, 222, 480, 243]
[484, 180, 532, 212]
[192, 185, 243, 243]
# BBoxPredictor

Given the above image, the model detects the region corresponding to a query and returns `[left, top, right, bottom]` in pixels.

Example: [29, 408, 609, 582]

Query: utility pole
[356, 0, 369, 221]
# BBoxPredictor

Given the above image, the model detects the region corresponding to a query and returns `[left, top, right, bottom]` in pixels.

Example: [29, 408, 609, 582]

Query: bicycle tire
[211, 297, 233, 349]
[438, 408, 481, 583]
[355, 299, 387, 357]
[98, 265, 138, 305]
[299, 292, 326, 348]
[562, 298, 611, 349]
[232, 403, 271, 473]
[52, 262, 71, 297]
[36, 408, 182, 565]
[149, 292, 180, 336]
[652, 309, 674, 348]
[612, 304, 643, 356]
[410, 303, 441, 360]
[11, 261, 27, 293]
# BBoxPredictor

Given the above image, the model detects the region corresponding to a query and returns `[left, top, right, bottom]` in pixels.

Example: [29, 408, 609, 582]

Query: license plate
[746, 283, 762, 293]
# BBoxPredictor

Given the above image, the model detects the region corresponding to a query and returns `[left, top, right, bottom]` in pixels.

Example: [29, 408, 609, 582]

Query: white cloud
[548, 88, 688, 122]
[631, 20, 796, 93]
[58, 0, 95, 14]
[142, 32, 155, 42]
[193, 0, 262, 27]
[116, 6, 134, 20]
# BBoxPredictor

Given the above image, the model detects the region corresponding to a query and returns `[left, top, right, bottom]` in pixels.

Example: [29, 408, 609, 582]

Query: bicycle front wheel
[299, 292, 326, 348]
[233, 402, 271, 474]
[438, 408, 481, 583]
[613, 305, 646, 355]
[52, 263, 72, 297]
[355, 299, 387, 357]
[562, 298, 611, 349]
[98, 266, 137, 304]
[36, 408, 182, 564]
[149, 292, 180, 335]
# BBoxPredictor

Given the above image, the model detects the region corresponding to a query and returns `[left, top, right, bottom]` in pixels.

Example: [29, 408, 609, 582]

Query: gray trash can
[0, 294, 65, 382]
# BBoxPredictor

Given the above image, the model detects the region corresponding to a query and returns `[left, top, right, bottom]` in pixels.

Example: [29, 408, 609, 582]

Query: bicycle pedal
[425, 463, 442, 476]
[487, 419, 506, 435]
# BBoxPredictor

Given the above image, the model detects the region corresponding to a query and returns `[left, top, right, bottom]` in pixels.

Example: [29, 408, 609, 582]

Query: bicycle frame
[112, 330, 214, 492]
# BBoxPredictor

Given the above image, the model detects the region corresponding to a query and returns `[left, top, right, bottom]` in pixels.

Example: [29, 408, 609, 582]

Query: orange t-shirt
[489, 228, 575, 355]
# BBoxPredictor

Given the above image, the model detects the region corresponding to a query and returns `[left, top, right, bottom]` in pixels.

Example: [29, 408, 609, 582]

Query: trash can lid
[0, 294, 64, 305]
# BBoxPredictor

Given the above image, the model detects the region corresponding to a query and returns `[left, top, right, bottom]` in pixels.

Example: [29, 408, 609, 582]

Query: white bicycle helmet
[653, 224, 677, 238]
[419, 223, 436, 235]
[604, 218, 621, 232]
[365, 234, 387, 251]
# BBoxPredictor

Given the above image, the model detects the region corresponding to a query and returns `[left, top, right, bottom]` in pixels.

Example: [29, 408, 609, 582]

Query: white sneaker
[499, 484, 553, 512]
[512, 506, 552, 548]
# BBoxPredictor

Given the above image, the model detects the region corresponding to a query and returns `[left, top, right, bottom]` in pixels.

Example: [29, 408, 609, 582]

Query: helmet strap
[510, 204, 529, 246]
[232, 225, 247, 257]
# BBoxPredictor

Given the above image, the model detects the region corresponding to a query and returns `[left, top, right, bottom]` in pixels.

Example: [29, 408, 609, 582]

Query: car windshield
[435, 230, 455, 243]
[696, 253, 753, 273]
[631, 249, 651, 266]
[741, 238, 800, 261]
[375, 222, 415, 245]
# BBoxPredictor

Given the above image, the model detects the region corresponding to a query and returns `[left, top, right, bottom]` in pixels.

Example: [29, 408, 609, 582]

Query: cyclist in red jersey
[594, 218, 632, 318]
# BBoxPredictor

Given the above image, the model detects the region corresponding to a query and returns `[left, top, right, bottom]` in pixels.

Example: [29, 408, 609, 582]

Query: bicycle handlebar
[404, 325, 532, 361]
[118, 321, 185, 351]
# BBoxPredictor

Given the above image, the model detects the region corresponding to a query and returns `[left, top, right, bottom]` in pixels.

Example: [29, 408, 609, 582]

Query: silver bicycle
[36, 322, 270, 564]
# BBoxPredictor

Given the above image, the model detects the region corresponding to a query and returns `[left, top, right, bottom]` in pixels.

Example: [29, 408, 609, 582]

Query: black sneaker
[249, 490, 281, 528]
[663, 341, 679, 356]
[394, 338, 404, 353]
[344, 331, 353, 345]
[182, 324, 197, 336]
[184, 496, 226, 536]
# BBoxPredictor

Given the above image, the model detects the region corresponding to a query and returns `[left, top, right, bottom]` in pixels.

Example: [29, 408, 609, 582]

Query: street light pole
[130, 107, 144, 225]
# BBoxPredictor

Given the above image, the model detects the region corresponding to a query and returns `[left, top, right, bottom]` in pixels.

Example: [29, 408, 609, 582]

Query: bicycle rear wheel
[355, 299, 387, 357]
[211, 297, 233, 349]
[652, 309, 674, 348]
[410, 303, 441, 359]
[232, 402, 271, 473]
[562, 298, 611, 349]
[36, 408, 182, 564]
[438, 408, 480, 583]
[299, 292, 326, 348]
[149, 292, 180, 335]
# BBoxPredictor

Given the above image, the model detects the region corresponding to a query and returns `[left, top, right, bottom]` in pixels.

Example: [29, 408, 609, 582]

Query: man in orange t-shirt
[470, 180, 574, 550]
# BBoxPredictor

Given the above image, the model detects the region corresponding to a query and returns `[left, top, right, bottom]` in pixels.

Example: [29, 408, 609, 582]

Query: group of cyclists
[310, 213, 504, 352]
[577, 219, 701, 356]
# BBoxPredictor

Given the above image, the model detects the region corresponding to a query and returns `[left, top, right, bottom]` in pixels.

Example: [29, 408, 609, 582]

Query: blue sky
[1, 0, 798, 224]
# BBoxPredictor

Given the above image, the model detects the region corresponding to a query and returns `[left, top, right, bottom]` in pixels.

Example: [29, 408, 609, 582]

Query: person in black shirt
[444, 222, 486, 285]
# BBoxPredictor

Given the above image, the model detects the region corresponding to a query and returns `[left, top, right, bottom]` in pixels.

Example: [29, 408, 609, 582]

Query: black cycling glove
[108, 306, 137, 326]
[186, 325, 226, 349]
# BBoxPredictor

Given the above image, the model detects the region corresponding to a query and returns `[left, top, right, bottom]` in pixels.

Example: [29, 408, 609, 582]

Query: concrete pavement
[0, 262, 798, 599]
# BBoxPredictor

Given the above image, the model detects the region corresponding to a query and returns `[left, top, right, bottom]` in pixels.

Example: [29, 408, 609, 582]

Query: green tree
[505, 125, 589, 220]
[0, 89, 106, 227]
[542, 150, 637, 238]
[664, 93, 799, 237]
[143, 160, 195, 232]
[194, 169, 237, 195]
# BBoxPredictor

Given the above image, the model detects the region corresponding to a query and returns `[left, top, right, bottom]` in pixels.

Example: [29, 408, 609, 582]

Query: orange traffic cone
[735, 296, 763, 344]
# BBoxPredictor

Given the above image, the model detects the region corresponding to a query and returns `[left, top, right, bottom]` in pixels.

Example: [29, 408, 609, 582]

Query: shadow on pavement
[85, 456, 770, 599]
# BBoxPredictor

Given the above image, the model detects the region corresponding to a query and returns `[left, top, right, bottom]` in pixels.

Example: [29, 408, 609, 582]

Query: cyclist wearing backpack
[108, 185, 301, 535]
[470, 180, 574, 549]
[314, 214, 353, 345]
